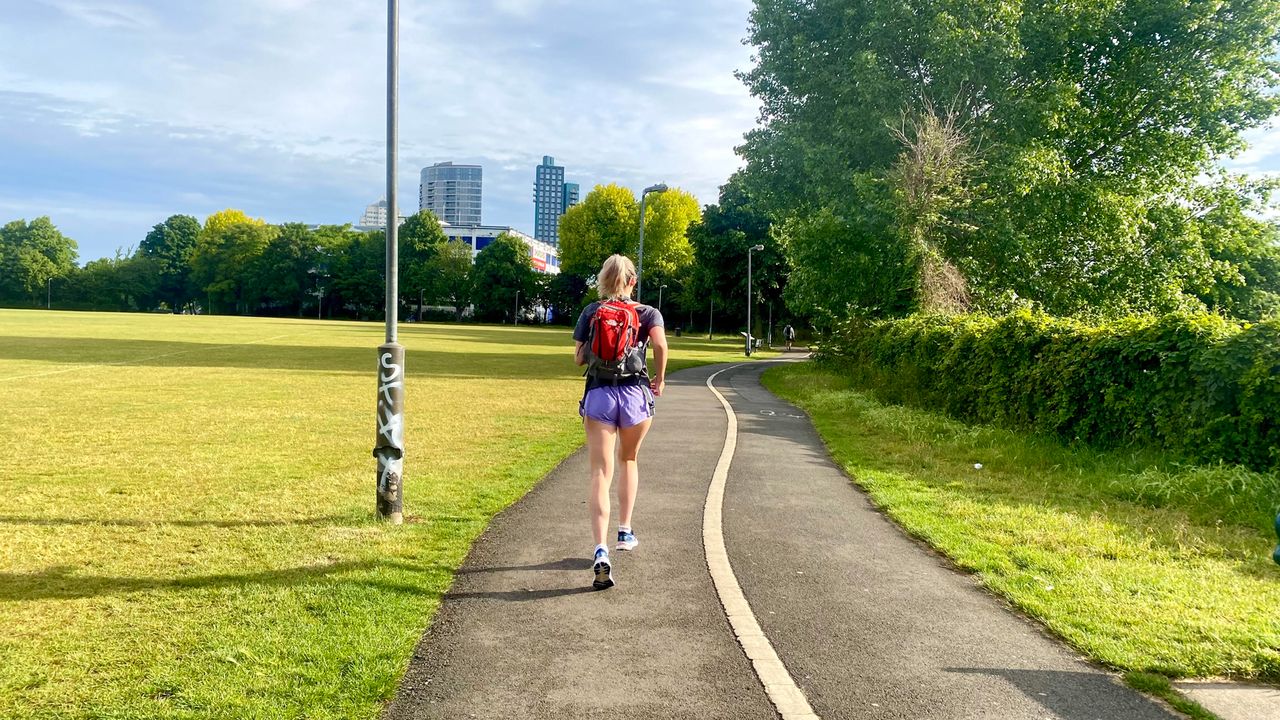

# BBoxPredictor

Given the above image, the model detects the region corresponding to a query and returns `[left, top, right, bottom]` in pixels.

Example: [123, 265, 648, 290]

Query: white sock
[594, 543, 608, 557]
[618, 525, 631, 534]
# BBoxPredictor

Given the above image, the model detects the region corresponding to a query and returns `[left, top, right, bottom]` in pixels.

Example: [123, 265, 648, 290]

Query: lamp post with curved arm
[746, 244, 764, 356]
[636, 183, 667, 301]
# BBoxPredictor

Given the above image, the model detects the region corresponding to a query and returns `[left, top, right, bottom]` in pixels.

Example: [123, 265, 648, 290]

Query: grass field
[0, 309, 763, 719]
[764, 363, 1280, 686]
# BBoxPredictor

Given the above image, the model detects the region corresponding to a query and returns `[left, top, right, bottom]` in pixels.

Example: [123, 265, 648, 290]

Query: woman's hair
[597, 254, 637, 300]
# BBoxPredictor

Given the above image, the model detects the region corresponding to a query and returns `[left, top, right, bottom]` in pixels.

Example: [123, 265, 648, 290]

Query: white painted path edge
[703, 363, 820, 720]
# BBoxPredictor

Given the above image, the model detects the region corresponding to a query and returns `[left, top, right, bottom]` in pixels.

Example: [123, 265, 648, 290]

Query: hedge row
[818, 311, 1280, 471]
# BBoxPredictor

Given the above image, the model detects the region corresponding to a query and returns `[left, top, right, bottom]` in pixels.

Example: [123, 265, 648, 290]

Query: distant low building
[358, 199, 406, 231]
[440, 223, 559, 274]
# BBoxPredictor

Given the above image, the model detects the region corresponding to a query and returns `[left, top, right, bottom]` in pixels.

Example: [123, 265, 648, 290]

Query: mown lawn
[763, 363, 1280, 684]
[0, 309, 760, 719]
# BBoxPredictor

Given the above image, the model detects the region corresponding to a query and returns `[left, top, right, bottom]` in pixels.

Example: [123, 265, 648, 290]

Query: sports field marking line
[704, 363, 821, 720]
[0, 333, 296, 382]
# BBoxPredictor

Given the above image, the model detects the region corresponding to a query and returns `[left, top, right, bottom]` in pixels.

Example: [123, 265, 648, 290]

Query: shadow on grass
[0, 558, 448, 602]
[0, 514, 355, 528]
[946, 668, 1178, 720]
[0, 336, 580, 380]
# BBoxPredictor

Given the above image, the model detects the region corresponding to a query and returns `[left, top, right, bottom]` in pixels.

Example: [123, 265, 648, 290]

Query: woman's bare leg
[616, 418, 652, 530]
[585, 417, 617, 547]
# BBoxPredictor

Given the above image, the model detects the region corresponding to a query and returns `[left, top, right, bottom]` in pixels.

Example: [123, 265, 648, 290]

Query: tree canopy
[739, 0, 1280, 320]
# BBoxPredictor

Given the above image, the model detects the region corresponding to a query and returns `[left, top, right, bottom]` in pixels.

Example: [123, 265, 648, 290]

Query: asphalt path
[384, 360, 1181, 720]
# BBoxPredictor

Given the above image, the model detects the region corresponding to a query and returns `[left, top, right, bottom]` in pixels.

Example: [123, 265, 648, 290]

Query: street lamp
[374, 0, 405, 525]
[636, 183, 668, 301]
[746, 244, 764, 356]
[658, 284, 668, 313]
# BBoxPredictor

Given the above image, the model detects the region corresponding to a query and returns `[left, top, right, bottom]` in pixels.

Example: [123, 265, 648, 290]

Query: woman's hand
[650, 375, 665, 397]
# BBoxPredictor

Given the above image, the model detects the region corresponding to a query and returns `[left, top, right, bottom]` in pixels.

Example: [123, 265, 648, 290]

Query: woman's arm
[648, 326, 668, 396]
[574, 340, 587, 367]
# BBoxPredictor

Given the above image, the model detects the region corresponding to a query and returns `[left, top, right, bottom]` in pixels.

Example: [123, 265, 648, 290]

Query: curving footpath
[383, 361, 1181, 720]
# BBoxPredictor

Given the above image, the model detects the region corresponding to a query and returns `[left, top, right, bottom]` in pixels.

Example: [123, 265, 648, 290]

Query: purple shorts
[580, 384, 655, 428]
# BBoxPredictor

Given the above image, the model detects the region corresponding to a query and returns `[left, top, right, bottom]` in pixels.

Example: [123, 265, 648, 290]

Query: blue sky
[2, 1, 1277, 263]
[0, 0, 760, 261]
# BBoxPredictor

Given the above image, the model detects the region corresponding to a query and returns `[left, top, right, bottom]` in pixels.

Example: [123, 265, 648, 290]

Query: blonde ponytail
[597, 254, 637, 300]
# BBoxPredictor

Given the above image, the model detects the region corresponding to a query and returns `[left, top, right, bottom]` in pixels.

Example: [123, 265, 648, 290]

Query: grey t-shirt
[574, 300, 664, 388]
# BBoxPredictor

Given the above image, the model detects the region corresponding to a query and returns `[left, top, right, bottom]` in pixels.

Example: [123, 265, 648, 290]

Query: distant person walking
[573, 254, 668, 590]
[784, 323, 796, 351]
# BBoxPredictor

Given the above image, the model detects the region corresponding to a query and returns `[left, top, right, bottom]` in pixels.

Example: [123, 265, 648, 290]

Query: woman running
[573, 254, 667, 590]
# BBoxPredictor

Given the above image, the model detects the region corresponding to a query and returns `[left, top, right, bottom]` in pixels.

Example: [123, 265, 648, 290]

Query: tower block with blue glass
[533, 156, 578, 245]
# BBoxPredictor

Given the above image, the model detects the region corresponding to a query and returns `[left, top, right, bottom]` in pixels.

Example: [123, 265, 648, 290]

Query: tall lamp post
[658, 284, 668, 313]
[746, 244, 764, 356]
[636, 183, 667, 301]
[514, 289, 520, 325]
[374, 0, 405, 525]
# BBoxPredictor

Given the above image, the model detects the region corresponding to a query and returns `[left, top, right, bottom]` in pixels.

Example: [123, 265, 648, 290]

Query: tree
[140, 214, 200, 312]
[637, 187, 700, 296]
[427, 239, 474, 321]
[559, 184, 639, 277]
[887, 101, 978, 314]
[398, 210, 447, 312]
[739, 0, 1280, 318]
[779, 181, 915, 325]
[247, 223, 321, 316]
[543, 271, 590, 326]
[190, 210, 274, 314]
[472, 232, 536, 322]
[687, 177, 788, 332]
[0, 217, 79, 304]
[329, 230, 386, 320]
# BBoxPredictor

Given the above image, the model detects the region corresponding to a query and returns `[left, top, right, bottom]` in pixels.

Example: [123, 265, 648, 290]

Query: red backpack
[586, 300, 646, 381]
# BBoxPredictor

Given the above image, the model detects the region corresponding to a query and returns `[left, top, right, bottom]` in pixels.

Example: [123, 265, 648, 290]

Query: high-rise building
[563, 182, 580, 212]
[420, 162, 482, 225]
[534, 156, 574, 245]
[359, 198, 406, 230]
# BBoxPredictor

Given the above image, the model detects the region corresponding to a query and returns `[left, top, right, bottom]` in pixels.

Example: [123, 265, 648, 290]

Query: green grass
[0, 309, 762, 719]
[762, 363, 1280, 684]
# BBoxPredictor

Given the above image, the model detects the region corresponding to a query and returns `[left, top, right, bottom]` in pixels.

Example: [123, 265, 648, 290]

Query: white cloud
[41, 0, 157, 30]
[2, 0, 761, 259]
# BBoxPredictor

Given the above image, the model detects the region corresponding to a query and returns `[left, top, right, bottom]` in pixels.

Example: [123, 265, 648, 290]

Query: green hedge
[819, 312, 1280, 471]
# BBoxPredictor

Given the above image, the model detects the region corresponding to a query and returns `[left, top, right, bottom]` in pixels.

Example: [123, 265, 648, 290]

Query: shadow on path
[947, 668, 1177, 720]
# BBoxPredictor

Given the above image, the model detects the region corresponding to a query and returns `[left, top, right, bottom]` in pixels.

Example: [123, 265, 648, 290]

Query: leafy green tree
[637, 188, 700, 299]
[329, 230, 386, 320]
[687, 177, 787, 332]
[190, 211, 275, 314]
[399, 211, 448, 312]
[427, 239, 474, 321]
[64, 251, 160, 311]
[309, 224, 363, 318]
[472, 232, 536, 322]
[246, 223, 322, 316]
[779, 181, 915, 325]
[0, 217, 79, 304]
[140, 214, 200, 312]
[559, 184, 639, 277]
[543, 272, 591, 326]
[739, 0, 1280, 318]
